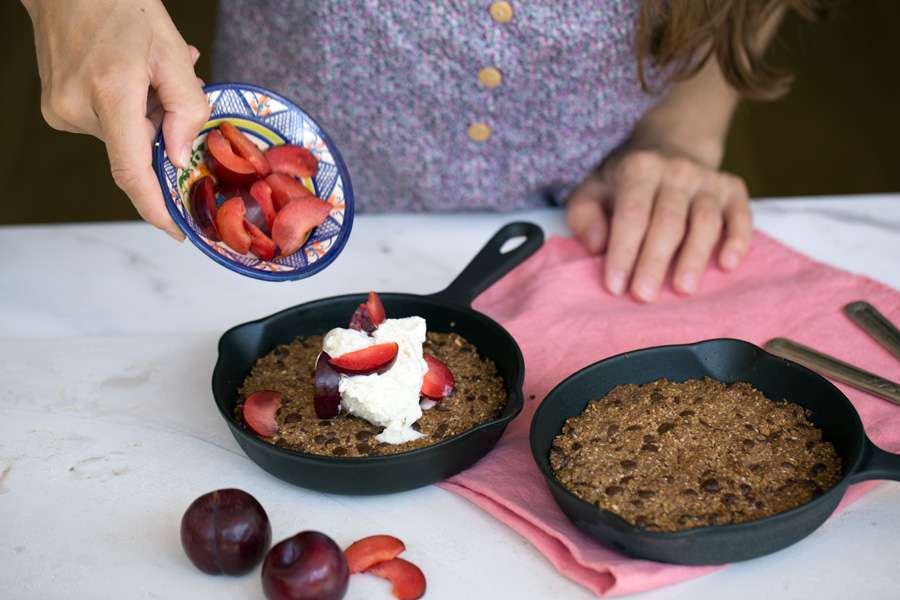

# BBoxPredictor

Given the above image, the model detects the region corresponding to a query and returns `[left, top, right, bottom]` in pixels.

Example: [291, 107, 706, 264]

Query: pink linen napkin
[440, 231, 900, 597]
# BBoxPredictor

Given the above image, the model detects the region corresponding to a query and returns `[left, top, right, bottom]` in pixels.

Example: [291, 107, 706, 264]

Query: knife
[764, 337, 900, 406]
[844, 301, 900, 361]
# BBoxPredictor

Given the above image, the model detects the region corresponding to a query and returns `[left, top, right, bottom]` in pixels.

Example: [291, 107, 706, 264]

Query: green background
[2, 1, 897, 225]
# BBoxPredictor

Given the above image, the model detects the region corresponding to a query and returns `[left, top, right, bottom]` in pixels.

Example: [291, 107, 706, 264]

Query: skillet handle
[430, 221, 544, 307]
[847, 439, 900, 484]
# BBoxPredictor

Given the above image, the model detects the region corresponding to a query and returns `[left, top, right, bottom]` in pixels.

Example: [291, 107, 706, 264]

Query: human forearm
[627, 58, 739, 169]
[624, 4, 785, 168]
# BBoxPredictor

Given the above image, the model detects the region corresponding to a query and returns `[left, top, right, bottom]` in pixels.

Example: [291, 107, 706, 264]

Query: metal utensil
[844, 301, 900, 361]
[764, 337, 900, 406]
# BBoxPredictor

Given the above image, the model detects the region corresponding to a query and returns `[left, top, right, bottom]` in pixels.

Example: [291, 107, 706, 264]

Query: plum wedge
[242, 390, 282, 437]
[244, 219, 277, 261]
[249, 179, 278, 231]
[216, 197, 252, 254]
[206, 129, 257, 186]
[218, 183, 269, 234]
[349, 291, 386, 332]
[421, 354, 454, 400]
[265, 144, 318, 179]
[314, 353, 342, 419]
[189, 176, 218, 239]
[271, 195, 332, 256]
[219, 121, 271, 177]
[329, 342, 398, 374]
[265, 172, 314, 211]
[366, 558, 426, 600]
[345, 535, 406, 574]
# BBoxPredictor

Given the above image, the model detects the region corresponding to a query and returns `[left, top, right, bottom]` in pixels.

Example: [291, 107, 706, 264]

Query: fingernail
[721, 251, 739, 270]
[633, 278, 657, 302]
[607, 270, 626, 296]
[677, 272, 697, 294]
[167, 229, 186, 242]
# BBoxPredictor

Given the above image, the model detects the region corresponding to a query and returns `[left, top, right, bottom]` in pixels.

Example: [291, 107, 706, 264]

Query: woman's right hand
[23, 0, 209, 239]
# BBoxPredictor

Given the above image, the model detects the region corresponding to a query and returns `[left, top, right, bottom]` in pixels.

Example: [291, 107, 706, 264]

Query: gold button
[478, 67, 503, 89]
[489, 1, 513, 23]
[467, 122, 492, 142]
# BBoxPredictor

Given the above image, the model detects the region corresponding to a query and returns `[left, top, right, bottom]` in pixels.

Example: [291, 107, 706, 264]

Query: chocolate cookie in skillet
[550, 377, 842, 532]
[236, 292, 508, 456]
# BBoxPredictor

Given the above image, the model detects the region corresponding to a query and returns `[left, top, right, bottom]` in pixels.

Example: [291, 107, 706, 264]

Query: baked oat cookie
[238, 332, 507, 456]
[550, 377, 841, 532]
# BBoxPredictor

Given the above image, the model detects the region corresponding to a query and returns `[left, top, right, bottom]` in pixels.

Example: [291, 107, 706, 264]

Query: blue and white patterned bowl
[153, 83, 354, 282]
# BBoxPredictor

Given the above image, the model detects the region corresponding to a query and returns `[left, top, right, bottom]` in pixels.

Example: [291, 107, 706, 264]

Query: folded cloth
[440, 231, 900, 597]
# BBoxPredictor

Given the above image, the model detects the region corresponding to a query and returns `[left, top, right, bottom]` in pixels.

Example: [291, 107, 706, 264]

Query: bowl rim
[212, 292, 526, 464]
[530, 337, 860, 539]
[153, 81, 355, 282]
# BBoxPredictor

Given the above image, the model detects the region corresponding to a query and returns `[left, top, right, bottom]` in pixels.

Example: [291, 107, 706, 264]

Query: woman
[21, 0, 820, 301]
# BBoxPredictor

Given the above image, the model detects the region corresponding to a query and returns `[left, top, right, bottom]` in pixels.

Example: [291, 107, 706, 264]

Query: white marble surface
[1, 194, 899, 600]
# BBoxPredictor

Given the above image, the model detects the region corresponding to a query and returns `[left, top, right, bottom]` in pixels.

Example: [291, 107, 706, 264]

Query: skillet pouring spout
[213, 222, 544, 494]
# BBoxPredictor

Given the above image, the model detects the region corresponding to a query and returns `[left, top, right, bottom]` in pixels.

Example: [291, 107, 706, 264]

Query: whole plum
[180, 488, 271, 575]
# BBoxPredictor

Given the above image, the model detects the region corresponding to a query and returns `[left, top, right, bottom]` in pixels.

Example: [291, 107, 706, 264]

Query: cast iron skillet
[530, 338, 900, 565]
[213, 222, 543, 495]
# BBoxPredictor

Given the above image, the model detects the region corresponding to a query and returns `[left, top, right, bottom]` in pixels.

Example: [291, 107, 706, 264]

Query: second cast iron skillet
[213, 222, 543, 495]
[530, 338, 900, 564]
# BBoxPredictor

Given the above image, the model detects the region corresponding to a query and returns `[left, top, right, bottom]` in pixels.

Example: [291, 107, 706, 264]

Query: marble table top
[1, 193, 898, 599]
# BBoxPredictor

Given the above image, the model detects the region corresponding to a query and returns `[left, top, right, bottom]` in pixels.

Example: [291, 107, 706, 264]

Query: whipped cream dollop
[322, 317, 429, 444]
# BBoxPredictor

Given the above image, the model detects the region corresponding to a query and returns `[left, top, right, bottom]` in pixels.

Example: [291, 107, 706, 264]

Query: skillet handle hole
[500, 236, 527, 255]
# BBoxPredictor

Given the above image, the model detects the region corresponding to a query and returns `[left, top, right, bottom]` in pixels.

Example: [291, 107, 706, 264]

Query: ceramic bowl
[153, 82, 354, 281]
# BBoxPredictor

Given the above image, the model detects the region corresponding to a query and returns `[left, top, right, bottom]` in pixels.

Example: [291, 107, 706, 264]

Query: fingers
[672, 192, 723, 294]
[604, 152, 663, 295]
[96, 80, 184, 240]
[719, 178, 753, 270]
[630, 184, 693, 302]
[566, 177, 610, 254]
[151, 44, 209, 169]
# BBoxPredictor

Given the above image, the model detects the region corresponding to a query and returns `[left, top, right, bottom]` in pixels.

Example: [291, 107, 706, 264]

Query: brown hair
[636, 0, 827, 100]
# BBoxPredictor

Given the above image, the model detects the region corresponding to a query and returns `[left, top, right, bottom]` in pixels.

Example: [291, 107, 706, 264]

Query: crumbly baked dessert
[550, 377, 841, 531]
[239, 332, 507, 456]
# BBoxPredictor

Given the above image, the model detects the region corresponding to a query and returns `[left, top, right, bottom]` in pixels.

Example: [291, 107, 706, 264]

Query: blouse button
[467, 123, 492, 142]
[489, 1, 513, 23]
[478, 67, 503, 89]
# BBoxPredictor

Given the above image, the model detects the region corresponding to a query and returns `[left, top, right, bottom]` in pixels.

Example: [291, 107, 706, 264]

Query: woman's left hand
[566, 149, 752, 302]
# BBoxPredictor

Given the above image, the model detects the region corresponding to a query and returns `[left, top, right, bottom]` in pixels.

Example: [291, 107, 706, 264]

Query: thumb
[151, 44, 210, 169]
[565, 177, 610, 254]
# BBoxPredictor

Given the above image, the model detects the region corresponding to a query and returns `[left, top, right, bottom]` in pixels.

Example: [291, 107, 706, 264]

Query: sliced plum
[271, 195, 331, 256]
[366, 291, 386, 326]
[218, 183, 269, 234]
[265, 172, 314, 211]
[421, 353, 454, 400]
[216, 197, 252, 254]
[366, 558, 426, 600]
[314, 352, 341, 419]
[206, 128, 257, 186]
[344, 535, 406, 574]
[242, 390, 282, 437]
[244, 219, 277, 261]
[265, 144, 319, 179]
[189, 176, 218, 239]
[249, 179, 277, 231]
[348, 304, 376, 333]
[219, 121, 271, 177]
[328, 342, 398, 374]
